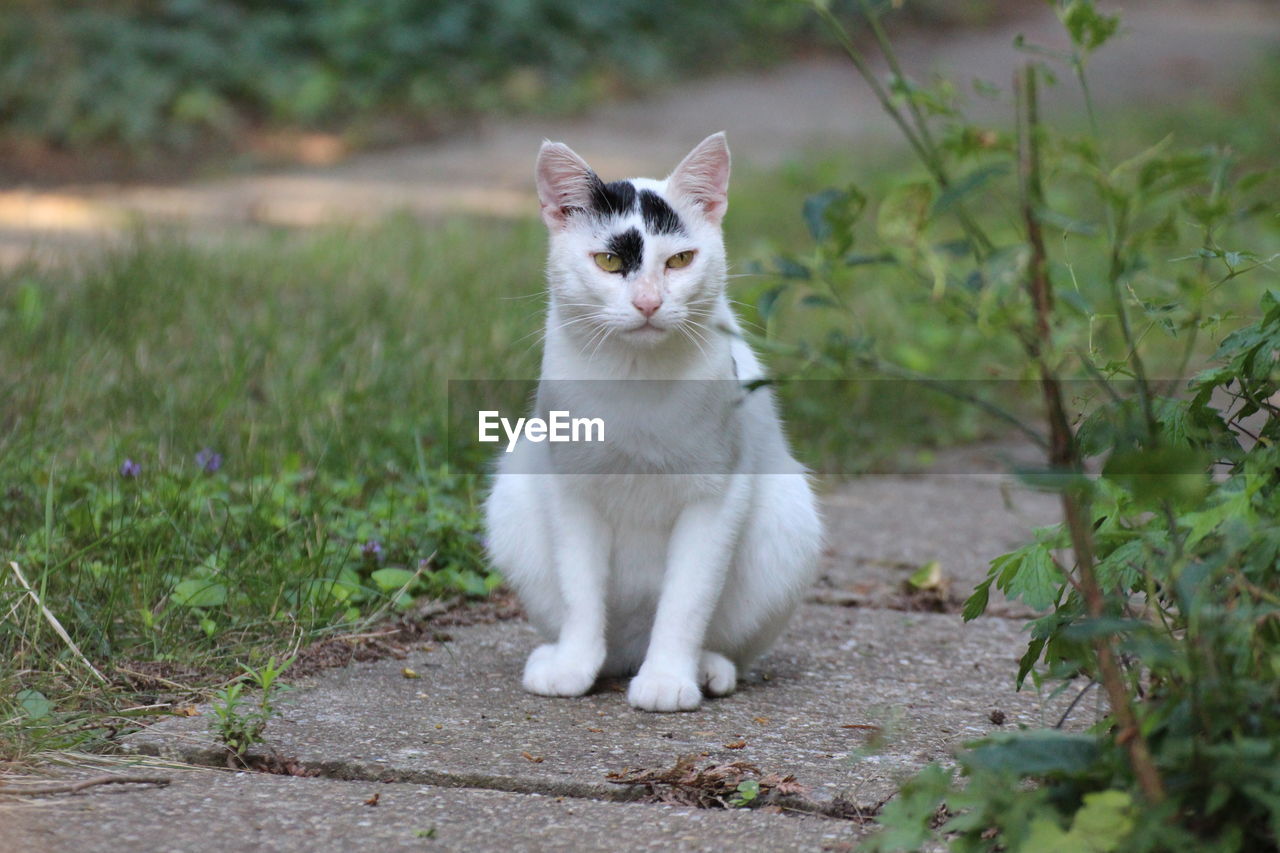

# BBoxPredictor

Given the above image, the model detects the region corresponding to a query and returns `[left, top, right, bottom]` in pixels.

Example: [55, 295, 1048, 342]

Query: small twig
[7, 561, 106, 683]
[811, 1, 994, 257]
[361, 551, 437, 628]
[1054, 679, 1099, 728]
[859, 360, 1048, 449]
[0, 774, 171, 797]
[112, 666, 201, 693]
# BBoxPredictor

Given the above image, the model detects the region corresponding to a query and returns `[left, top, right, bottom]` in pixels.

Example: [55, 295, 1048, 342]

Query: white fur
[485, 133, 822, 712]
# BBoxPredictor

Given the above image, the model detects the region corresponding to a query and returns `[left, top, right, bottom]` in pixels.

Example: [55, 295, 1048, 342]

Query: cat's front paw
[699, 651, 737, 697]
[522, 643, 601, 697]
[628, 667, 702, 712]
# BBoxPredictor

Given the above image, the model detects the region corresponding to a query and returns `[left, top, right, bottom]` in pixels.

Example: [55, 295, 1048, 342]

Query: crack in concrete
[128, 742, 871, 821]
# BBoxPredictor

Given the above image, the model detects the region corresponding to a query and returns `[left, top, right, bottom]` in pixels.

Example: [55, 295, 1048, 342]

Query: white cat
[484, 133, 822, 712]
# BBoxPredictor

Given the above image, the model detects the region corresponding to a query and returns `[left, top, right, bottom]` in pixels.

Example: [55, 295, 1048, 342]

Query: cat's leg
[485, 471, 559, 638]
[698, 651, 737, 697]
[709, 472, 822, 671]
[520, 487, 612, 696]
[628, 480, 751, 712]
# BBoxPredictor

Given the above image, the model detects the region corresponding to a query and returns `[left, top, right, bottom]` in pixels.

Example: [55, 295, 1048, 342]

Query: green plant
[777, 1, 1280, 849]
[210, 655, 294, 762]
[730, 778, 761, 808]
[0, 0, 824, 156]
[0, 160, 867, 760]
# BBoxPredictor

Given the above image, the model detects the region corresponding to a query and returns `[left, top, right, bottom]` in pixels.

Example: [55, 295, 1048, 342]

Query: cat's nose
[632, 295, 662, 318]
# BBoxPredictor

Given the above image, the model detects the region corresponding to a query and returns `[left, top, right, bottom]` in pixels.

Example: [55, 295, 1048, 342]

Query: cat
[484, 132, 822, 712]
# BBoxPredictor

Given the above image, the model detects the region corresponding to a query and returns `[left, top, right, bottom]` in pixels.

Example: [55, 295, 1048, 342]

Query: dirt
[289, 589, 525, 679]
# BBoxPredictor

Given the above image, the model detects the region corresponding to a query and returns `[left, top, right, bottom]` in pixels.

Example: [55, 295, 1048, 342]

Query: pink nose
[632, 295, 662, 318]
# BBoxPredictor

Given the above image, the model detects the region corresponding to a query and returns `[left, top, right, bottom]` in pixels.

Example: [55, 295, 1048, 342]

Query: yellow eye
[593, 252, 623, 273]
[666, 251, 695, 270]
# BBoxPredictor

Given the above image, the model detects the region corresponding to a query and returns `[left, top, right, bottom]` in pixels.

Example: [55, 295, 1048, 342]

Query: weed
[209, 656, 293, 763]
[788, 1, 1280, 849]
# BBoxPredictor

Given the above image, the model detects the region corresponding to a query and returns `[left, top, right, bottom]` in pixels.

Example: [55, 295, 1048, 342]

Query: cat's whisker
[676, 322, 710, 361]
[689, 319, 717, 351]
[585, 324, 617, 362]
[515, 310, 612, 358]
[513, 317, 581, 349]
[578, 321, 613, 360]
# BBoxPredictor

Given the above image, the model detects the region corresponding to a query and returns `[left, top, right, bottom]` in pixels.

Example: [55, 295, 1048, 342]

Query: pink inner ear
[536, 143, 595, 226]
[668, 135, 730, 223]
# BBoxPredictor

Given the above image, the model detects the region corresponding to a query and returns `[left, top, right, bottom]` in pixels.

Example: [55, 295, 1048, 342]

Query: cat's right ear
[536, 141, 596, 230]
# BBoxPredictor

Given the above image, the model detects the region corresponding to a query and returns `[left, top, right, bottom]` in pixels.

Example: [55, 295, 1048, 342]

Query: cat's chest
[540, 379, 744, 475]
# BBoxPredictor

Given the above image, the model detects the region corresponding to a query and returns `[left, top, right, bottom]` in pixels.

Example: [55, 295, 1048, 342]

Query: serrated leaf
[962, 730, 1100, 778]
[803, 188, 843, 242]
[961, 579, 991, 622]
[1022, 818, 1077, 852]
[1103, 446, 1211, 505]
[803, 185, 865, 254]
[994, 543, 1064, 611]
[1070, 790, 1135, 849]
[1060, 617, 1145, 642]
[756, 286, 785, 322]
[862, 764, 953, 852]
[771, 256, 810, 279]
[1016, 634, 1048, 687]
[932, 163, 1009, 218]
[1060, 0, 1120, 53]
[1181, 489, 1252, 549]
[1094, 539, 1145, 590]
[877, 181, 934, 245]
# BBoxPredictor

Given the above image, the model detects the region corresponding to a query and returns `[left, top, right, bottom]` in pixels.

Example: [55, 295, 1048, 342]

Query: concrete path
[9, 467, 1074, 852]
[1, 0, 1277, 267]
[6, 3, 1273, 847]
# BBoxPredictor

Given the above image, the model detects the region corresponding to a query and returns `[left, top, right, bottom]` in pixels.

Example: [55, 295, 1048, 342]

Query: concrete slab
[128, 605, 1078, 812]
[817, 474, 1060, 614]
[4, 766, 858, 853]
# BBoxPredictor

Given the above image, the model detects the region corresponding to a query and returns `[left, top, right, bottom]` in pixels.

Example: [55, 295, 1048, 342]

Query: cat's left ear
[667, 132, 730, 226]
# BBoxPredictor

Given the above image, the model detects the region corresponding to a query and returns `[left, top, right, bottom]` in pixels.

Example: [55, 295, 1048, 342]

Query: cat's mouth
[626, 320, 668, 336]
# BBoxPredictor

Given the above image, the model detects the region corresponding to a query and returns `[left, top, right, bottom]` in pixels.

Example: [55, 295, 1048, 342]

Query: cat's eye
[593, 252, 623, 273]
[666, 251, 696, 270]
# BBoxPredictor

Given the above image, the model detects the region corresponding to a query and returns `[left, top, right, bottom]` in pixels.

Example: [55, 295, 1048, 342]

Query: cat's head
[535, 133, 730, 349]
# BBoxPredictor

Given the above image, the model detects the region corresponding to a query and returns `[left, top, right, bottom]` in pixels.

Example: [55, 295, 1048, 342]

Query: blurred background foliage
[0, 0, 998, 160]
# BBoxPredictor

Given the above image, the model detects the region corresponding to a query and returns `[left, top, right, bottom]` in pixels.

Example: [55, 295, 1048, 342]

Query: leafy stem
[1017, 61, 1165, 805]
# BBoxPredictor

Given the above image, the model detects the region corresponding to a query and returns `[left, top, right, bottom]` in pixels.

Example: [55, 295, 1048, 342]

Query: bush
[775, 1, 1280, 848]
[0, 1, 1025, 156]
[0, 0, 812, 151]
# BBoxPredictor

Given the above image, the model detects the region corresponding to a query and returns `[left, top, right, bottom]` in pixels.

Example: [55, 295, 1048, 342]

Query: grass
[2, 49, 1278, 760]
[0, 157, 866, 759]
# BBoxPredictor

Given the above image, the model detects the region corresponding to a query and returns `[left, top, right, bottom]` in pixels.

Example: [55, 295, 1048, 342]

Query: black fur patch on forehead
[605, 227, 644, 277]
[639, 189, 684, 235]
[587, 174, 637, 218]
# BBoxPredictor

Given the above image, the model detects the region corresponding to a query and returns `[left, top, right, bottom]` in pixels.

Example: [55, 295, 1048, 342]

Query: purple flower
[119, 458, 141, 478]
[361, 539, 384, 562]
[195, 448, 223, 473]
